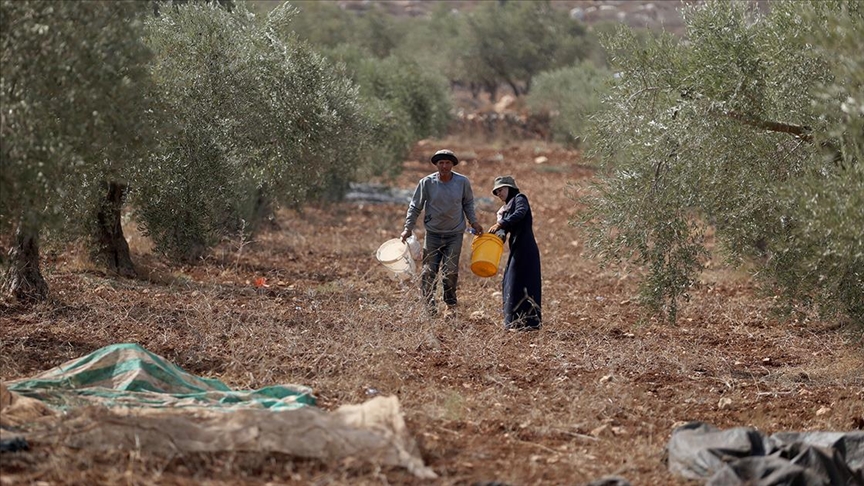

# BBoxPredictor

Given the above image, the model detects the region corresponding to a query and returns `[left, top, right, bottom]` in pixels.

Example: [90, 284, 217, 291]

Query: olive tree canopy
[583, 0, 863, 323]
[458, 1, 589, 97]
[1, 0, 155, 300]
[135, 2, 372, 261]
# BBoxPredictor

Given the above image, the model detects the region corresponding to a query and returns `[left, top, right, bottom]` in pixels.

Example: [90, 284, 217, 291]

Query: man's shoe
[505, 323, 540, 332]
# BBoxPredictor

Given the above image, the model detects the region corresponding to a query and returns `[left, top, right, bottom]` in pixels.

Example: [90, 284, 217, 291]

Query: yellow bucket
[470, 233, 504, 277]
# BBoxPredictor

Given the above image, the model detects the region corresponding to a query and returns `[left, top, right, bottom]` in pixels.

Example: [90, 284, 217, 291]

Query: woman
[487, 176, 541, 330]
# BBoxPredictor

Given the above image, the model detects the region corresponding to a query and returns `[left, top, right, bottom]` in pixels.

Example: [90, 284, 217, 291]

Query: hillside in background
[337, 0, 693, 33]
[250, 0, 769, 36]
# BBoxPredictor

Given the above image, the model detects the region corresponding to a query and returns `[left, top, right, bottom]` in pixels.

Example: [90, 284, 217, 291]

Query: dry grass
[1, 137, 862, 485]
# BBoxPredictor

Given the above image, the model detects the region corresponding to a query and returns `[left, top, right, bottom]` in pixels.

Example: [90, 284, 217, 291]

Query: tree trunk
[91, 181, 136, 277]
[250, 188, 279, 233]
[485, 82, 498, 103]
[505, 78, 521, 97]
[470, 82, 481, 100]
[2, 221, 48, 302]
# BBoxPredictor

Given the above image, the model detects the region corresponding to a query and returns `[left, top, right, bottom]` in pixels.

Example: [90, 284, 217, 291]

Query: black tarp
[667, 422, 864, 486]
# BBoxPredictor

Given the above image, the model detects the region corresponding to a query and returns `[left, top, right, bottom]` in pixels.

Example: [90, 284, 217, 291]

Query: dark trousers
[421, 232, 463, 310]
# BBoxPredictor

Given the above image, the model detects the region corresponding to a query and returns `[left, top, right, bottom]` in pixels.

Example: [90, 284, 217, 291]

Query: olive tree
[526, 61, 612, 148]
[279, 1, 405, 59]
[1, 0, 154, 300]
[458, 1, 589, 98]
[273, 5, 452, 180]
[771, 0, 864, 320]
[393, 4, 467, 87]
[582, 0, 863, 323]
[135, 2, 371, 261]
[321, 44, 452, 180]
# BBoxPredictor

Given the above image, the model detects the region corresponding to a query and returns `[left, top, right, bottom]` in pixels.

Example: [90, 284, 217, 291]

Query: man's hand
[471, 222, 483, 235]
[400, 228, 411, 243]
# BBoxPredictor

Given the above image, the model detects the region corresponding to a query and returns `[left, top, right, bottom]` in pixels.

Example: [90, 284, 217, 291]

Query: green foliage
[392, 4, 466, 83]
[280, 1, 405, 58]
[275, 1, 355, 49]
[353, 56, 451, 143]
[283, 1, 604, 102]
[135, 4, 252, 260]
[323, 45, 452, 179]
[354, 6, 408, 59]
[0, 0, 155, 239]
[154, 0, 236, 13]
[136, 2, 370, 261]
[526, 61, 612, 148]
[582, 0, 863, 323]
[458, 1, 590, 95]
[359, 55, 451, 178]
[263, 3, 451, 180]
[768, 0, 864, 319]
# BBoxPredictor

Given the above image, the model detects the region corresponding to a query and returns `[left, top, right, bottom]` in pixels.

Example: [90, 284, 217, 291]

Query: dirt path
[1, 138, 862, 485]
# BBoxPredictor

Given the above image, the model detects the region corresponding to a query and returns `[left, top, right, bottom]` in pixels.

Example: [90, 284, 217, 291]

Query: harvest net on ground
[1, 344, 436, 479]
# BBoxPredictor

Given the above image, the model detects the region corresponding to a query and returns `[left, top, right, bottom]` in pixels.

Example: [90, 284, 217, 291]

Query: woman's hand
[488, 223, 501, 234]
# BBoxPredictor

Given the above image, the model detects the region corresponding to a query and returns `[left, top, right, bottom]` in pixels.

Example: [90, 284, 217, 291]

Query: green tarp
[8, 343, 314, 410]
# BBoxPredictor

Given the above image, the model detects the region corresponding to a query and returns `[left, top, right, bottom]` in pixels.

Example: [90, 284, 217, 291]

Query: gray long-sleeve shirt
[404, 171, 478, 235]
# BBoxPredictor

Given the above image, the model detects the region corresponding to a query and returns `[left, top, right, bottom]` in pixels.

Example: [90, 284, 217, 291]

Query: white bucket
[376, 238, 416, 279]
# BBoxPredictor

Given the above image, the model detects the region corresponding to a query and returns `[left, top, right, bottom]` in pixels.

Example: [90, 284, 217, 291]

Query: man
[401, 149, 484, 316]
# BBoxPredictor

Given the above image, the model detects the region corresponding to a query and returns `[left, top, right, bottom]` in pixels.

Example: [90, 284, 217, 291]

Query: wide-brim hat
[431, 149, 459, 165]
[491, 175, 518, 194]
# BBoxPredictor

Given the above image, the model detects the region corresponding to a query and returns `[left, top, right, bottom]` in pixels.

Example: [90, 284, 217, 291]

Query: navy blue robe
[498, 193, 541, 329]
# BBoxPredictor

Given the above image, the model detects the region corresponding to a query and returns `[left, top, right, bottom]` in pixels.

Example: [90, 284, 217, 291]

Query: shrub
[526, 62, 612, 148]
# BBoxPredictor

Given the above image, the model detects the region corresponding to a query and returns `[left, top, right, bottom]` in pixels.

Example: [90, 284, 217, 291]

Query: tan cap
[431, 149, 459, 165]
[491, 175, 518, 194]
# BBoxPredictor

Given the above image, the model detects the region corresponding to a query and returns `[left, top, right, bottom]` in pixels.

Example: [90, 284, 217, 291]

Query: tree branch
[684, 90, 814, 142]
[627, 86, 660, 105]
[723, 109, 813, 142]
